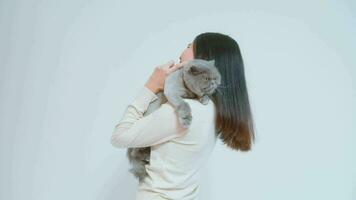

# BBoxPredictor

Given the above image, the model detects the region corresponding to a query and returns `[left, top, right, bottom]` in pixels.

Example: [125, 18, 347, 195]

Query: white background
[0, 0, 355, 199]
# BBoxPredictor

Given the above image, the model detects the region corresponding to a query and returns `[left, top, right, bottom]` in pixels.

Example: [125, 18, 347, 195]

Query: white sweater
[111, 86, 217, 200]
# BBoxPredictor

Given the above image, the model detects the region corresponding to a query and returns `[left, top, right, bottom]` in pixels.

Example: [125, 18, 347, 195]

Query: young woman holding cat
[111, 32, 256, 200]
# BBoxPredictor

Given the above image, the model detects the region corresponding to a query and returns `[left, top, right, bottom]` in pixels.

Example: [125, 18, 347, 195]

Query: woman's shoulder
[184, 98, 215, 108]
[159, 98, 215, 119]
[184, 98, 215, 122]
[160, 98, 215, 115]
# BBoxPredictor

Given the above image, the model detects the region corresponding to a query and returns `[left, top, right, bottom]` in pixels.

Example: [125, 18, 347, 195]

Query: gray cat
[126, 59, 221, 182]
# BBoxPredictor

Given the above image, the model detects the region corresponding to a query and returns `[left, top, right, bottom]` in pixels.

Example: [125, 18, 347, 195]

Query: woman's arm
[111, 60, 187, 148]
[110, 85, 188, 148]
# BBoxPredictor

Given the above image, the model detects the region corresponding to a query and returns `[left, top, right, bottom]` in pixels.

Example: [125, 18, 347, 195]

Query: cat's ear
[189, 65, 203, 76]
[209, 59, 215, 66]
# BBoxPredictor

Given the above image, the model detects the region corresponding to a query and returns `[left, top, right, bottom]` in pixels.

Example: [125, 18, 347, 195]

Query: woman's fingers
[157, 59, 189, 74]
[166, 60, 189, 74]
[158, 60, 175, 70]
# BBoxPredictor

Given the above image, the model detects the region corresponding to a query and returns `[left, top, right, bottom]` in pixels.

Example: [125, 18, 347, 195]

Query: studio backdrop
[0, 0, 355, 199]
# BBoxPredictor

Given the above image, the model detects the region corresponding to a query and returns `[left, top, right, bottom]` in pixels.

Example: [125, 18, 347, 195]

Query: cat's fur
[126, 59, 221, 182]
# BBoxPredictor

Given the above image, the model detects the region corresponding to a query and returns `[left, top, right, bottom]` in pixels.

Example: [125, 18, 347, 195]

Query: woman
[111, 32, 256, 200]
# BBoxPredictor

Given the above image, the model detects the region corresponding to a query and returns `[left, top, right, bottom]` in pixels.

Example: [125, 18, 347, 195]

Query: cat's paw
[198, 95, 210, 105]
[177, 102, 192, 128]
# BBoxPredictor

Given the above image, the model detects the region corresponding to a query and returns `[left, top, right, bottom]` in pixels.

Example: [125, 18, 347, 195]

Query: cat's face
[183, 59, 221, 96]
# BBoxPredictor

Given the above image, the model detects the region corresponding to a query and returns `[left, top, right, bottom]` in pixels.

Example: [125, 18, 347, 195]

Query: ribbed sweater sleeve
[111, 86, 187, 148]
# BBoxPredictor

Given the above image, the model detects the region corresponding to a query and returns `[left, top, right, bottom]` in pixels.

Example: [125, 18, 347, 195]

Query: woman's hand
[145, 60, 188, 94]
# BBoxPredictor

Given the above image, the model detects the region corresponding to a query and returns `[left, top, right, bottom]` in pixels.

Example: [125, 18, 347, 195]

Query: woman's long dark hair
[193, 32, 256, 151]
